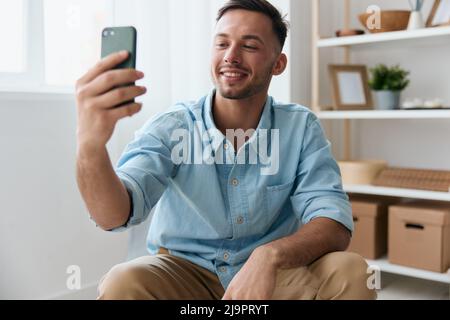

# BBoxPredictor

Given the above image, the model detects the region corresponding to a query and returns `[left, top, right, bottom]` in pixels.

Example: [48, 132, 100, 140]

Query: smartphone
[101, 26, 137, 105]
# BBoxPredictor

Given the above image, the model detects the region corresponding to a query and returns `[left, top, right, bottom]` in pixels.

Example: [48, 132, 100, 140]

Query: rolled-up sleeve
[109, 113, 185, 232]
[290, 114, 353, 232]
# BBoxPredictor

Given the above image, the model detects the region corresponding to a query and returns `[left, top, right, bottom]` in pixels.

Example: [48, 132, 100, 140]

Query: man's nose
[224, 46, 241, 65]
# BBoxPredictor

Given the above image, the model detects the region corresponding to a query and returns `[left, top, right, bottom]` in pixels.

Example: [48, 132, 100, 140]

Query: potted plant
[368, 64, 410, 110]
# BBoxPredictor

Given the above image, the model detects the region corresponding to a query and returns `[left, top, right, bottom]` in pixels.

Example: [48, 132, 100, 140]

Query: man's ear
[272, 53, 287, 76]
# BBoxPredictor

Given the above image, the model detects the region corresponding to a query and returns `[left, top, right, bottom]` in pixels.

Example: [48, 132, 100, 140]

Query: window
[0, 0, 113, 91]
[43, 0, 112, 86]
[0, 0, 26, 73]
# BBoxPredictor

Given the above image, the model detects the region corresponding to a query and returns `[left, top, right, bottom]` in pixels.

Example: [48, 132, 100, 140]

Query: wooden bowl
[358, 10, 411, 33]
[338, 160, 388, 185]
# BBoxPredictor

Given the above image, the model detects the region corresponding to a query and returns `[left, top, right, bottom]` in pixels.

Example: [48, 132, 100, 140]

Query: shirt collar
[203, 89, 273, 157]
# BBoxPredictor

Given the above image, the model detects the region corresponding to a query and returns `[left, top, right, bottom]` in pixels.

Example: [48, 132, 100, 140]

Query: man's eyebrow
[215, 33, 265, 45]
[242, 35, 265, 44]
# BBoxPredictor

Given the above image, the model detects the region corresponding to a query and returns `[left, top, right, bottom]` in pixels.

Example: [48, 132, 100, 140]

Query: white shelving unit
[311, 0, 450, 292]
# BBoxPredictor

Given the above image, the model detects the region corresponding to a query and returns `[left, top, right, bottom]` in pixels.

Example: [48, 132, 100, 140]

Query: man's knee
[97, 263, 158, 300]
[313, 252, 377, 300]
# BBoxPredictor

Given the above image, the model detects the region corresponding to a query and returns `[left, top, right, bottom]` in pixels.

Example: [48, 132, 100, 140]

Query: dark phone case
[101, 26, 137, 106]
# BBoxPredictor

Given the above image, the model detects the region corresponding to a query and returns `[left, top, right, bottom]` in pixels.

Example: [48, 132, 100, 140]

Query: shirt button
[219, 266, 227, 273]
[236, 216, 244, 224]
[224, 143, 229, 150]
[223, 252, 230, 260]
[231, 178, 239, 186]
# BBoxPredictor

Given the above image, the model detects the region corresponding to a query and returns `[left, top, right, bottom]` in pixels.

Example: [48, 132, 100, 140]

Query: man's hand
[75, 51, 147, 152]
[222, 247, 278, 300]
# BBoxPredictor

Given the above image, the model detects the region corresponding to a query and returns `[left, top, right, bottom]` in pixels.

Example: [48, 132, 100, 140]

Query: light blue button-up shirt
[113, 90, 353, 289]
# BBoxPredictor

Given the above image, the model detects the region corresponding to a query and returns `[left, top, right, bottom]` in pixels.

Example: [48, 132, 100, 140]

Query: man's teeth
[223, 72, 245, 77]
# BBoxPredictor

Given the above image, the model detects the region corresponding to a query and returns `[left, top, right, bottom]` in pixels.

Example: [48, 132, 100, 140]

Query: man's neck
[213, 91, 268, 135]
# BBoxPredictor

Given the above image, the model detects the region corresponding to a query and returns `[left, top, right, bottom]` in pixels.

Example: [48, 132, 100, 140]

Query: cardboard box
[347, 196, 390, 259]
[389, 202, 450, 273]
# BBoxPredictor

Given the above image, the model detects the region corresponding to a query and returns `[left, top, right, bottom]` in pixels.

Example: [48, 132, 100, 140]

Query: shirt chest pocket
[262, 179, 296, 227]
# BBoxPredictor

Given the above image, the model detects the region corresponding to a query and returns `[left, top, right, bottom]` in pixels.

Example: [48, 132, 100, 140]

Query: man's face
[211, 9, 283, 100]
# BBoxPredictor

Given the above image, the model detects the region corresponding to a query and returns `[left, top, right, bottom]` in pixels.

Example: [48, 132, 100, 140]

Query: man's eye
[216, 43, 227, 48]
[243, 45, 257, 50]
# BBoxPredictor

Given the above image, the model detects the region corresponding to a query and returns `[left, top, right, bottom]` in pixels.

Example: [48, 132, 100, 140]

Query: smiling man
[75, 0, 376, 300]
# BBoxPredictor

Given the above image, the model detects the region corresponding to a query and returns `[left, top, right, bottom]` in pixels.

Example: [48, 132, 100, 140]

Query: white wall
[0, 95, 128, 300]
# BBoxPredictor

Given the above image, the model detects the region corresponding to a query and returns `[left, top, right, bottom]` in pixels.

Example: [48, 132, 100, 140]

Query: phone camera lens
[103, 30, 109, 37]
[110, 31, 115, 36]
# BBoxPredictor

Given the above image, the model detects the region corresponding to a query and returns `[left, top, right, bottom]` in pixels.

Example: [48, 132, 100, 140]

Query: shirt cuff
[295, 196, 354, 233]
[106, 171, 147, 232]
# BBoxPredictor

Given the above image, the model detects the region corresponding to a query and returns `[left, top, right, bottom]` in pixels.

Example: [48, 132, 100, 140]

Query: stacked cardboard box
[388, 201, 450, 273]
[348, 196, 450, 273]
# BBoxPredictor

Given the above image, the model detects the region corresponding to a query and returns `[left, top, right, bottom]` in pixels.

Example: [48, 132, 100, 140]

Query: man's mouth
[219, 71, 248, 82]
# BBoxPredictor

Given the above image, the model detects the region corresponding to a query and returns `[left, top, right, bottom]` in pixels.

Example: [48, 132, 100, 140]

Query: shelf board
[317, 26, 450, 48]
[366, 257, 450, 284]
[318, 109, 450, 120]
[345, 185, 450, 202]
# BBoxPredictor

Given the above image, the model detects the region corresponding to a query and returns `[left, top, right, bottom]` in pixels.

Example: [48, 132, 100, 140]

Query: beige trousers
[97, 249, 377, 300]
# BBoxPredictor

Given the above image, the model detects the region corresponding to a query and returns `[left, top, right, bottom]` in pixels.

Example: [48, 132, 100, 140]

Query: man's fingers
[109, 102, 143, 121]
[87, 69, 144, 97]
[93, 86, 147, 109]
[76, 51, 129, 87]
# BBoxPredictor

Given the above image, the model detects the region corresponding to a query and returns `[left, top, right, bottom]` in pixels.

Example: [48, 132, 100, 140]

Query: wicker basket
[359, 10, 411, 33]
[373, 167, 450, 192]
[339, 160, 388, 185]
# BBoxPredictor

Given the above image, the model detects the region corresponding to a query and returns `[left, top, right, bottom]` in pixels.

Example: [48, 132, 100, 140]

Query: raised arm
[75, 51, 146, 230]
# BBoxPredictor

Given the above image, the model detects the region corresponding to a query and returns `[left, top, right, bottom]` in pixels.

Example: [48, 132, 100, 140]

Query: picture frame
[328, 64, 373, 111]
[426, 0, 450, 27]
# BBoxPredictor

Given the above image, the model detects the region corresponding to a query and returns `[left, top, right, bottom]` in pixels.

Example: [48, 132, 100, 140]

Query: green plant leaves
[368, 64, 410, 91]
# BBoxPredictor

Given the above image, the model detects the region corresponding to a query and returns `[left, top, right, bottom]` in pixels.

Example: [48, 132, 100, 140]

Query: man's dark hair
[216, 0, 289, 51]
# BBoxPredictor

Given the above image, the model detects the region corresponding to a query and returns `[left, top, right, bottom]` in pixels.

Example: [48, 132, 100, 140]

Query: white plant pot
[374, 91, 402, 110]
